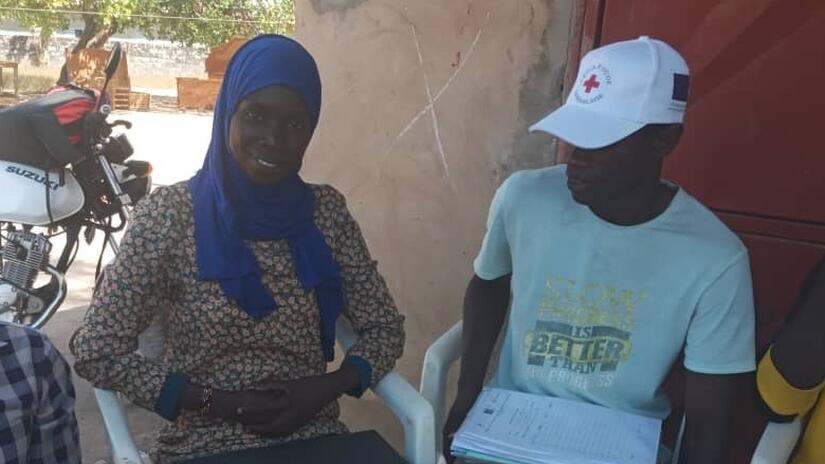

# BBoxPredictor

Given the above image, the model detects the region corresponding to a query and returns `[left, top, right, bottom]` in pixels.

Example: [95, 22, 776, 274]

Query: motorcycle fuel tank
[0, 160, 85, 226]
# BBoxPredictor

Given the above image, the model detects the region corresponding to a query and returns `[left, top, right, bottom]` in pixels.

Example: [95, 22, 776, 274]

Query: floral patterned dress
[70, 182, 405, 463]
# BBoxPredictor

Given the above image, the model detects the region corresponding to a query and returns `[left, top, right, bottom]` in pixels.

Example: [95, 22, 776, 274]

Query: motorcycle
[0, 43, 152, 328]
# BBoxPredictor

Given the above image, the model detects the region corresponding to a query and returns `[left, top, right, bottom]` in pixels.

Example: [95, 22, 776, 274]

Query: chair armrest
[373, 372, 437, 464]
[419, 321, 463, 455]
[336, 317, 437, 464]
[335, 317, 359, 351]
[750, 417, 804, 464]
[94, 388, 144, 464]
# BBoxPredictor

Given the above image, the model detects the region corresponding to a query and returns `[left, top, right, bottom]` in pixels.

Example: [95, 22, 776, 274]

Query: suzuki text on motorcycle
[0, 44, 152, 328]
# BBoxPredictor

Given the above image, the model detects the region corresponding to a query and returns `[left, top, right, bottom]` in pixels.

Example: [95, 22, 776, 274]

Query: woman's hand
[180, 383, 290, 425]
[246, 365, 360, 438]
[211, 388, 290, 425]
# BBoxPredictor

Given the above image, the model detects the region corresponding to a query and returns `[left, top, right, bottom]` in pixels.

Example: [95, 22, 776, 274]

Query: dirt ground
[29, 109, 405, 463]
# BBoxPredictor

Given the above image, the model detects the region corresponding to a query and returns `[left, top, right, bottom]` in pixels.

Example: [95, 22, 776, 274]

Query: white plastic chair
[94, 317, 437, 464]
[750, 417, 804, 464]
[420, 321, 690, 464]
[419, 321, 463, 464]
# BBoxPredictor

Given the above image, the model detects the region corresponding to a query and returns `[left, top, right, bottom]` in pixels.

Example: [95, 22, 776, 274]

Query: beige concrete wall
[295, 0, 575, 448]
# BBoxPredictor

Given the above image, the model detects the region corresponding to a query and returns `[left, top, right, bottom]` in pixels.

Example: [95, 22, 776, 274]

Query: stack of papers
[451, 388, 662, 464]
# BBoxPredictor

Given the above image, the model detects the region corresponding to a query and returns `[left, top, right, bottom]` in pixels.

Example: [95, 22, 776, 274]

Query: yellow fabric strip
[792, 397, 824, 464]
[757, 348, 825, 416]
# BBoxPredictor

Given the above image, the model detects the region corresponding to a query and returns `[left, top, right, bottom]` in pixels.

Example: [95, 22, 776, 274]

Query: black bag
[0, 86, 97, 169]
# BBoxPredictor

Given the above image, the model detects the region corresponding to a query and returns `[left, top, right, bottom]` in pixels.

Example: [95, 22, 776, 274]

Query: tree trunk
[72, 14, 100, 52]
[72, 14, 118, 52]
[64, 15, 119, 85]
[86, 24, 118, 49]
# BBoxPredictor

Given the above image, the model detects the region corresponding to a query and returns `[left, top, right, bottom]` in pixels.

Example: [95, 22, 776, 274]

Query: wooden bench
[176, 77, 221, 111]
[128, 91, 151, 111]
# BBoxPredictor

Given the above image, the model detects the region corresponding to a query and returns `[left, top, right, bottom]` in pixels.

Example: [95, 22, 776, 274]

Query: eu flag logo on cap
[672, 74, 689, 102]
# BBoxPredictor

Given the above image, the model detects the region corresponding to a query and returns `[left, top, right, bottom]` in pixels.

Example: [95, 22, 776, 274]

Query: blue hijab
[189, 35, 343, 361]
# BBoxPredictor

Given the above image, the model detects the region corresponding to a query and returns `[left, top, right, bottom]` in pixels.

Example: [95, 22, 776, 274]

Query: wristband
[200, 385, 214, 417]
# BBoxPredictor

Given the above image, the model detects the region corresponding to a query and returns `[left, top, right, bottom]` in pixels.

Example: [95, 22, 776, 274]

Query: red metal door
[568, 1, 825, 462]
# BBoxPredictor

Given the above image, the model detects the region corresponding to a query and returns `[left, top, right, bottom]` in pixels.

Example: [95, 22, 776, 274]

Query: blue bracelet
[155, 372, 188, 421]
[343, 355, 373, 398]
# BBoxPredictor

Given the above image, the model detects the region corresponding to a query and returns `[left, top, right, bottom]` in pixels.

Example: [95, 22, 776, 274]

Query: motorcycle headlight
[121, 174, 152, 205]
[104, 133, 134, 164]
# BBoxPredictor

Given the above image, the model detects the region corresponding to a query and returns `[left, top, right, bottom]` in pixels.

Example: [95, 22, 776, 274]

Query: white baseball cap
[530, 36, 690, 149]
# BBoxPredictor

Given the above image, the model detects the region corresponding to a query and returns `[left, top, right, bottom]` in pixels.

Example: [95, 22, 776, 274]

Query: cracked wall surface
[294, 0, 574, 447]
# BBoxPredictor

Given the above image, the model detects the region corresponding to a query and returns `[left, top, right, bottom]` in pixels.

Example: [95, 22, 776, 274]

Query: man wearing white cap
[444, 37, 756, 463]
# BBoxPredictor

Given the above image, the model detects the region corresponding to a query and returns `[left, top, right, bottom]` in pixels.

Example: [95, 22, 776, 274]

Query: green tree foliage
[0, 0, 294, 52]
[141, 1, 294, 47]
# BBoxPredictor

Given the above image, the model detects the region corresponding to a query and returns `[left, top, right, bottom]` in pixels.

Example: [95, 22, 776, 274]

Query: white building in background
[0, 19, 207, 90]
[0, 19, 150, 40]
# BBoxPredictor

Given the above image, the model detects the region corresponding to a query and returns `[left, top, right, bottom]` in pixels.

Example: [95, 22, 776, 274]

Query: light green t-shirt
[474, 165, 756, 419]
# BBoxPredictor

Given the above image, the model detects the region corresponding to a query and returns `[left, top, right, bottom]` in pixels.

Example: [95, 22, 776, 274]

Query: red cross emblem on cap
[583, 74, 601, 93]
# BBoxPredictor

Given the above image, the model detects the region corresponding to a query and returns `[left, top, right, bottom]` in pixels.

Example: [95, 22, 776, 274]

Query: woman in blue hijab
[71, 35, 405, 463]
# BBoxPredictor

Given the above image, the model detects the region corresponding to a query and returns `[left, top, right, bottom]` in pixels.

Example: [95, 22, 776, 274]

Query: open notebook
[451, 388, 662, 464]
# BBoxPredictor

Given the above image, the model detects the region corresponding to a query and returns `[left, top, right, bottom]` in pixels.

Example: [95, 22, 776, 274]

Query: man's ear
[653, 124, 683, 160]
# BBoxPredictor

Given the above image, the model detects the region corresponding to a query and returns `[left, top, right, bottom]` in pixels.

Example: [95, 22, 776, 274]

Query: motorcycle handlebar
[109, 120, 132, 130]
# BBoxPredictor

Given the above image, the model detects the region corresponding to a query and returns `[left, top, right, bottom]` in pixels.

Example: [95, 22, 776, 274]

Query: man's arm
[680, 250, 756, 463]
[770, 259, 825, 389]
[36, 333, 81, 464]
[680, 371, 748, 464]
[442, 273, 511, 461]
